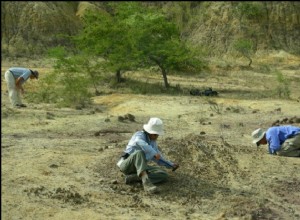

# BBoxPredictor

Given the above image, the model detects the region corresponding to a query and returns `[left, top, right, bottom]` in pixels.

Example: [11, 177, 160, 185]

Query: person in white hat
[251, 125, 300, 157]
[4, 67, 39, 108]
[116, 117, 179, 194]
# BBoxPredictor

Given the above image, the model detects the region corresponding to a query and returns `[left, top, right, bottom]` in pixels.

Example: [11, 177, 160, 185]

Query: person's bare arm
[154, 153, 161, 160]
[15, 77, 25, 93]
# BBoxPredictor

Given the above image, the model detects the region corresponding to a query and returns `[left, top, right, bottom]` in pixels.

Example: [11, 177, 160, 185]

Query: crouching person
[117, 117, 179, 194]
[252, 125, 300, 157]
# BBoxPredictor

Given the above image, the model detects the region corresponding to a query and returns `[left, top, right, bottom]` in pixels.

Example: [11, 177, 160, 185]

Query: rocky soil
[1, 55, 300, 220]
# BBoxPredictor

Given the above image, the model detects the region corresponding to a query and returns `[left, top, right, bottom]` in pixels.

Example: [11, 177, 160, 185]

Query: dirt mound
[271, 116, 300, 126]
[89, 131, 299, 219]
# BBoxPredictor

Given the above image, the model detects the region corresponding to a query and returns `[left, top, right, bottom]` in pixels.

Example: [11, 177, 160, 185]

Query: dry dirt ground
[1, 53, 300, 220]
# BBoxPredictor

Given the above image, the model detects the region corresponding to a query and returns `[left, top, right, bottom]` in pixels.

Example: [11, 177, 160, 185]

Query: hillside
[1, 1, 300, 58]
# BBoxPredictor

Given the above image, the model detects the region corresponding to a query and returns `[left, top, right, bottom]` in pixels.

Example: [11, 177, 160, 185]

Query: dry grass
[1, 51, 300, 220]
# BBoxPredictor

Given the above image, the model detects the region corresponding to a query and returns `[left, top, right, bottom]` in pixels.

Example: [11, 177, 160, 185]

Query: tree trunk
[116, 69, 121, 83]
[244, 54, 252, 67]
[161, 67, 169, 88]
[149, 56, 170, 88]
[263, 2, 271, 48]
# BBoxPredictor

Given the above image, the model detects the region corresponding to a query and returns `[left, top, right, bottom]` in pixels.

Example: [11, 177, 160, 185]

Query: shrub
[275, 70, 290, 99]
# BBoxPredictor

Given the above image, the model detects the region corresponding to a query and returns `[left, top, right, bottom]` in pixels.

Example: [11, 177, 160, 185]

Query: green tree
[76, 2, 204, 88]
[29, 2, 206, 106]
[75, 2, 140, 83]
[132, 9, 203, 88]
[234, 39, 254, 67]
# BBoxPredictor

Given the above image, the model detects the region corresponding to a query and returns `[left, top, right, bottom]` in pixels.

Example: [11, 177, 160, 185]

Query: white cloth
[4, 70, 22, 106]
[116, 157, 125, 168]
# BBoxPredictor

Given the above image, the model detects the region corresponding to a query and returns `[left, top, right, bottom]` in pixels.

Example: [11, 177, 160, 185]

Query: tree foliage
[31, 2, 206, 107]
[235, 2, 264, 20]
[30, 47, 104, 108]
[234, 39, 254, 67]
[76, 2, 205, 88]
[74, 2, 140, 83]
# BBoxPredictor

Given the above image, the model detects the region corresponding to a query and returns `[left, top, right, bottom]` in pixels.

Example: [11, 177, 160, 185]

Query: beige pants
[277, 134, 300, 157]
[4, 70, 22, 106]
[119, 150, 169, 184]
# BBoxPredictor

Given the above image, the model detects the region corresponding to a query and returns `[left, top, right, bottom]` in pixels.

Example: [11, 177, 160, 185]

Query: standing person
[252, 125, 300, 157]
[117, 117, 179, 194]
[4, 67, 39, 108]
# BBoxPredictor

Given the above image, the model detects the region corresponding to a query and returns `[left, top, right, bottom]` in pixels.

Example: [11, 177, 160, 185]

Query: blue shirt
[9, 67, 32, 83]
[124, 131, 174, 169]
[266, 126, 300, 154]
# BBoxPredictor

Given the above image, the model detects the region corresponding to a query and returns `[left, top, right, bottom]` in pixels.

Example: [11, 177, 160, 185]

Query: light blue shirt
[266, 125, 300, 154]
[9, 67, 32, 83]
[124, 131, 174, 168]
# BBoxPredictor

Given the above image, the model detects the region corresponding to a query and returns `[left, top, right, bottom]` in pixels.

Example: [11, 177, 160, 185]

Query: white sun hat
[143, 117, 164, 135]
[251, 128, 265, 145]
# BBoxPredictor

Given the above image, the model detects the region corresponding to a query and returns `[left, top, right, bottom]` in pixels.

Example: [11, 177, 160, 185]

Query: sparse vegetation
[207, 99, 222, 114]
[235, 2, 264, 21]
[28, 47, 96, 108]
[257, 63, 272, 74]
[76, 2, 205, 88]
[275, 70, 291, 99]
[2, 50, 300, 220]
[234, 39, 254, 67]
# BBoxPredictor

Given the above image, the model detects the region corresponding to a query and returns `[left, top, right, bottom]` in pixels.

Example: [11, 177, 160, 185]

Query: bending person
[252, 125, 300, 157]
[4, 67, 39, 108]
